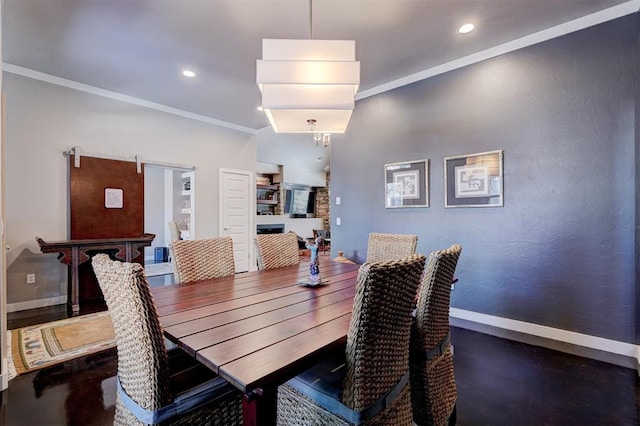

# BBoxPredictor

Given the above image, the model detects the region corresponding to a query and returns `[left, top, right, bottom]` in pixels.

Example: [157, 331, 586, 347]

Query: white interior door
[219, 169, 254, 273]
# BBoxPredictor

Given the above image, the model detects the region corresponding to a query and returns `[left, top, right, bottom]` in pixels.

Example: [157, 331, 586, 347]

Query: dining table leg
[243, 386, 277, 426]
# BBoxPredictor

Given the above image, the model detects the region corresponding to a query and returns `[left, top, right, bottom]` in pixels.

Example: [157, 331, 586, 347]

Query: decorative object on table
[410, 244, 462, 426]
[385, 159, 429, 208]
[298, 237, 330, 287]
[444, 149, 503, 208]
[333, 250, 356, 264]
[313, 229, 331, 252]
[10, 311, 116, 376]
[308, 237, 321, 282]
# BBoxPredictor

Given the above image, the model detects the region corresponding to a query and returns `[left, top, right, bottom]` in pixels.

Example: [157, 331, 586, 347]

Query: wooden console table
[36, 234, 155, 313]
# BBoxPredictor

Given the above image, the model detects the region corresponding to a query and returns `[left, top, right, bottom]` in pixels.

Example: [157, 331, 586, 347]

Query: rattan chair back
[343, 254, 426, 423]
[255, 231, 300, 270]
[170, 237, 235, 283]
[92, 254, 171, 425]
[366, 233, 418, 263]
[168, 221, 181, 242]
[410, 244, 462, 426]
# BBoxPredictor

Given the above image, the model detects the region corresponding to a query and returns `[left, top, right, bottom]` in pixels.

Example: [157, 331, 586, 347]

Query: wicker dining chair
[91, 254, 242, 426]
[255, 231, 300, 270]
[167, 221, 182, 242]
[366, 233, 418, 263]
[277, 254, 427, 425]
[410, 244, 462, 426]
[170, 236, 235, 283]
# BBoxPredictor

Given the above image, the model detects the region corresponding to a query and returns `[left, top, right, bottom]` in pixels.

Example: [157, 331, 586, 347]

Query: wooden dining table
[150, 255, 360, 425]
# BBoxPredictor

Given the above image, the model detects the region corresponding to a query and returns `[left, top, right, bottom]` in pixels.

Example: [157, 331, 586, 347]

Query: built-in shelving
[162, 168, 195, 247]
[257, 179, 279, 214]
[180, 171, 194, 239]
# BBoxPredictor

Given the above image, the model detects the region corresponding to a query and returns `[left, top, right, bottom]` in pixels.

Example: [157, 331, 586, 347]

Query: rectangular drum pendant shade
[257, 39, 359, 134]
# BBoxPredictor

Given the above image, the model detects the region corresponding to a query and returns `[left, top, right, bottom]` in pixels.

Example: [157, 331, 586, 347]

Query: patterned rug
[10, 311, 116, 376]
[145, 261, 174, 277]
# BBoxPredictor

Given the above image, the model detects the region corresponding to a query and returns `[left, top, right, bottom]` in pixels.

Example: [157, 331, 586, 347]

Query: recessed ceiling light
[182, 70, 196, 77]
[458, 23, 475, 34]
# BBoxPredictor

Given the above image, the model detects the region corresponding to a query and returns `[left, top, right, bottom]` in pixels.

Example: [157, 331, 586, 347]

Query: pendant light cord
[309, 0, 313, 39]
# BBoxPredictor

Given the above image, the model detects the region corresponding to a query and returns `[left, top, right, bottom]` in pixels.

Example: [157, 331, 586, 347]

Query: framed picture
[444, 150, 503, 208]
[104, 188, 124, 209]
[385, 159, 429, 208]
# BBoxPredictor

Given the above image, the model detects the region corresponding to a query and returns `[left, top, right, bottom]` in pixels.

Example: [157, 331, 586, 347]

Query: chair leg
[448, 403, 457, 426]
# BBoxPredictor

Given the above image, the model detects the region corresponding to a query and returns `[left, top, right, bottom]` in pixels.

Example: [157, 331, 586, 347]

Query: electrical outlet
[26, 273, 36, 284]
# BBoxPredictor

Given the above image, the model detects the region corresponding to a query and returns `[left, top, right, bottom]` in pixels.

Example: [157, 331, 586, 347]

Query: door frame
[219, 168, 255, 272]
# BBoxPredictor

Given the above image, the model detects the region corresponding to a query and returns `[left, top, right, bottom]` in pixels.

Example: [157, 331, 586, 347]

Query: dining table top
[150, 255, 360, 394]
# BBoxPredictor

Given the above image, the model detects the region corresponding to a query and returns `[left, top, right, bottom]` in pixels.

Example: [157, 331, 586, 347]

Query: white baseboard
[450, 308, 640, 371]
[1, 357, 8, 390]
[6, 295, 66, 313]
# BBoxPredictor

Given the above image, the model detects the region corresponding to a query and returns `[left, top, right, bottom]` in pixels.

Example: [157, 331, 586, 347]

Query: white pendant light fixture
[256, 0, 359, 135]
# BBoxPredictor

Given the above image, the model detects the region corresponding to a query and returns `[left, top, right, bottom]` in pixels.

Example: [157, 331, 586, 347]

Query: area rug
[145, 261, 174, 277]
[10, 311, 116, 376]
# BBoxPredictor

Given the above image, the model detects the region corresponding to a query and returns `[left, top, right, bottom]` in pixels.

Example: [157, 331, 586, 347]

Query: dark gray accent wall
[331, 15, 638, 344]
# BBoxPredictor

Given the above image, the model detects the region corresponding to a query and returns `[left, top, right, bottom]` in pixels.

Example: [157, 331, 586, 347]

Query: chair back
[366, 232, 418, 263]
[91, 254, 171, 417]
[410, 244, 462, 426]
[255, 231, 300, 269]
[168, 221, 181, 241]
[314, 229, 330, 239]
[171, 237, 235, 283]
[342, 254, 426, 422]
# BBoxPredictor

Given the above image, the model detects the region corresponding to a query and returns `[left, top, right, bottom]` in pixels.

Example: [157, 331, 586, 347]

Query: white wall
[257, 127, 328, 187]
[144, 166, 166, 261]
[4, 72, 256, 305]
[1, 0, 8, 391]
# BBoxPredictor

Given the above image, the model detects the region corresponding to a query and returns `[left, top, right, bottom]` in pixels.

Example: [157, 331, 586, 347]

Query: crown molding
[357, 0, 640, 101]
[2, 63, 257, 135]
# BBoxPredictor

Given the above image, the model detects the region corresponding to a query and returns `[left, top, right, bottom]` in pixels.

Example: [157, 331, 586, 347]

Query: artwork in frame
[384, 159, 429, 208]
[444, 150, 503, 208]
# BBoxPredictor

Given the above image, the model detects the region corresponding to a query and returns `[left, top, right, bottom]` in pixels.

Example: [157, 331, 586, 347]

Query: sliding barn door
[70, 155, 144, 239]
[69, 155, 144, 302]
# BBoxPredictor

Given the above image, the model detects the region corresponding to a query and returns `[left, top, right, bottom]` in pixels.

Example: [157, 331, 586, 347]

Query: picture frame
[444, 150, 503, 208]
[384, 159, 429, 208]
[104, 188, 124, 209]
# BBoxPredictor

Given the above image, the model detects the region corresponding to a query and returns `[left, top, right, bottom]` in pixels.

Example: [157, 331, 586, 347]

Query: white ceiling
[3, 0, 635, 133]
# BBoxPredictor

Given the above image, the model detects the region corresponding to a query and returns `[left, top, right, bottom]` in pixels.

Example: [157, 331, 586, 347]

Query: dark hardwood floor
[2, 283, 638, 425]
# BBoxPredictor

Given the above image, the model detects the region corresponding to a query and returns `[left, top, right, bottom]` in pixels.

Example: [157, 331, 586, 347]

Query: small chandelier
[309, 119, 331, 148]
[256, 0, 359, 136]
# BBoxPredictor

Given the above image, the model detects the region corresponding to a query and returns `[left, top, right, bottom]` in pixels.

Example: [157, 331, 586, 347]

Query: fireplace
[256, 223, 285, 234]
